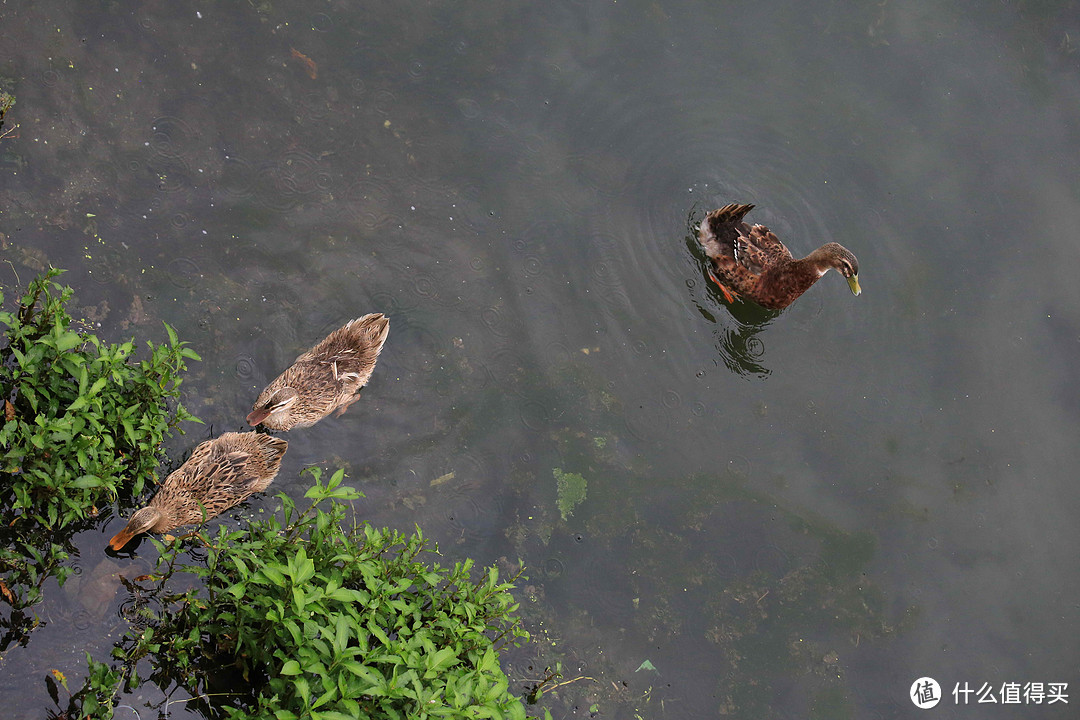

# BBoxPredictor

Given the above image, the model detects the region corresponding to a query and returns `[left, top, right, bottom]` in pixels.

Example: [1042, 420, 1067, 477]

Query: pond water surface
[1, 1, 1079, 718]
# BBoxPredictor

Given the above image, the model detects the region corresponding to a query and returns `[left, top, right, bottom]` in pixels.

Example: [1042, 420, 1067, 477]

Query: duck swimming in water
[247, 314, 390, 431]
[108, 432, 287, 550]
[698, 203, 861, 310]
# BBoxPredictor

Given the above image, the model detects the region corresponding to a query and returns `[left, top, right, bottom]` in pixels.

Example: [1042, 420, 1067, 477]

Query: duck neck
[146, 498, 181, 532]
[799, 246, 838, 277]
[769, 253, 830, 302]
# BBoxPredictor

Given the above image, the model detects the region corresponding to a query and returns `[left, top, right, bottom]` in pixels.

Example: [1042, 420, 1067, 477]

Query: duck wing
[303, 314, 390, 384]
[698, 203, 756, 264]
[734, 224, 792, 276]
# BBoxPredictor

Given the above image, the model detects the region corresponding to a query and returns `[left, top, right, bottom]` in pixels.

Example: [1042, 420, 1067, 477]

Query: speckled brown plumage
[108, 432, 288, 550]
[698, 203, 861, 310]
[247, 313, 390, 431]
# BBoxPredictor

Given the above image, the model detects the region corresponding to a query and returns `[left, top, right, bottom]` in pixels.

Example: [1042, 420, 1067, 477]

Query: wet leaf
[290, 48, 318, 79]
[51, 668, 69, 691]
[431, 470, 456, 486]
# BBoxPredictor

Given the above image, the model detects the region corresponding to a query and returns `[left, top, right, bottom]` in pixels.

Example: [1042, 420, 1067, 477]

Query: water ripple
[166, 257, 201, 289]
[149, 116, 199, 160]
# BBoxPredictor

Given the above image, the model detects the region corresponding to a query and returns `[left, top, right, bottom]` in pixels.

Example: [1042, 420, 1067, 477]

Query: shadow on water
[682, 212, 779, 379]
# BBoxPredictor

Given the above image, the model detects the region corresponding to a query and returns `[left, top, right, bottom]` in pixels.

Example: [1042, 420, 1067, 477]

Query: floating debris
[290, 48, 318, 79]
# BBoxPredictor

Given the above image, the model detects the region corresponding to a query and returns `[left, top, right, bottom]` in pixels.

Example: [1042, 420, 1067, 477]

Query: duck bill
[246, 408, 271, 426]
[846, 274, 862, 296]
[108, 527, 138, 551]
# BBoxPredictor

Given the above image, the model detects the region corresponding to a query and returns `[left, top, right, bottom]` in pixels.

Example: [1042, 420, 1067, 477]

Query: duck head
[108, 506, 167, 550]
[817, 242, 861, 296]
[247, 387, 299, 427]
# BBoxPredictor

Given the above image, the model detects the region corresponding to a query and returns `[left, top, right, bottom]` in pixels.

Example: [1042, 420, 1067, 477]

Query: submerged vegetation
[0, 88, 14, 129]
[552, 468, 587, 522]
[0, 88, 16, 144]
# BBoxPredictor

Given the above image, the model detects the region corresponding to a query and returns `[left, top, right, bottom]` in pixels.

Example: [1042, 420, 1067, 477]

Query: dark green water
[1, 1, 1078, 718]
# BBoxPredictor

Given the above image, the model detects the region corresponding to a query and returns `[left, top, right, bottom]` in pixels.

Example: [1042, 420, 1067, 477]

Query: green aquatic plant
[0, 89, 13, 125]
[553, 468, 587, 521]
[47, 653, 127, 720]
[0, 268, 201, 649]
[100, 467, 539, 720]
[0, 89, 16, 142]
[0, 268, 201, 530]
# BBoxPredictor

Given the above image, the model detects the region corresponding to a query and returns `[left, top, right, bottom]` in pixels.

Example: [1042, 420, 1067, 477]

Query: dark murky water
[2, 1, 1079, 718]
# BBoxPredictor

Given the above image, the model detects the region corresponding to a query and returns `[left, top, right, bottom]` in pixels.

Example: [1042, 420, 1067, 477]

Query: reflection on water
[684, 223, 778, 379]
[2, 0, 1080, 718]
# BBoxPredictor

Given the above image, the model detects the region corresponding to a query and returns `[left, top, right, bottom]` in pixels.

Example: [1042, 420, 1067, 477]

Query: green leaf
[280, 660, 302, 675]
[329, 485, 361, 500]
[334, 615, 350, 654]
[261, 565, 286, 586]
[426, 646, 460, 675]
[295, 677, 311, 705]
[343, 662, 385, 688]
[88, 377, 107, 396]
[295, 556, 315, 584]
[164, 321, 178, 347]
[54, 331, 82, 352]
[478, 646, 496, 673]
[121, 418, 135, 444]
[635, 659, 657, 673]
[283, 619, 303, 647]
[71, 475, 103, 489]
[328, 587, 361, 603]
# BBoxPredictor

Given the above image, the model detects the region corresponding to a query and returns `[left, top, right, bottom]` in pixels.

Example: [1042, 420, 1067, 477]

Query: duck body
[108, 432, 288, 550]
[698, 203, 861, 310]
[247, 313, 390, 431]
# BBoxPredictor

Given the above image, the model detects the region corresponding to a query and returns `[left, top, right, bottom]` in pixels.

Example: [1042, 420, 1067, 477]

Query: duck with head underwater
[108, 432, 288, 550]
[698, 203, 861, 310]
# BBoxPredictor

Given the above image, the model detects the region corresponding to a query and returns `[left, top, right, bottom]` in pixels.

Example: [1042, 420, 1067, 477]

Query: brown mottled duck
[108, 432, 288, 550]
[698, 203, 861, 310]
[247, 313, 390, 431]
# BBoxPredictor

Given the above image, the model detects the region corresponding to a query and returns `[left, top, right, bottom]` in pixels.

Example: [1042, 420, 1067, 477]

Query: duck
[108, 432, 288, 550]
[247, 313, 390, 431]
[698, 203, 861, 310]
